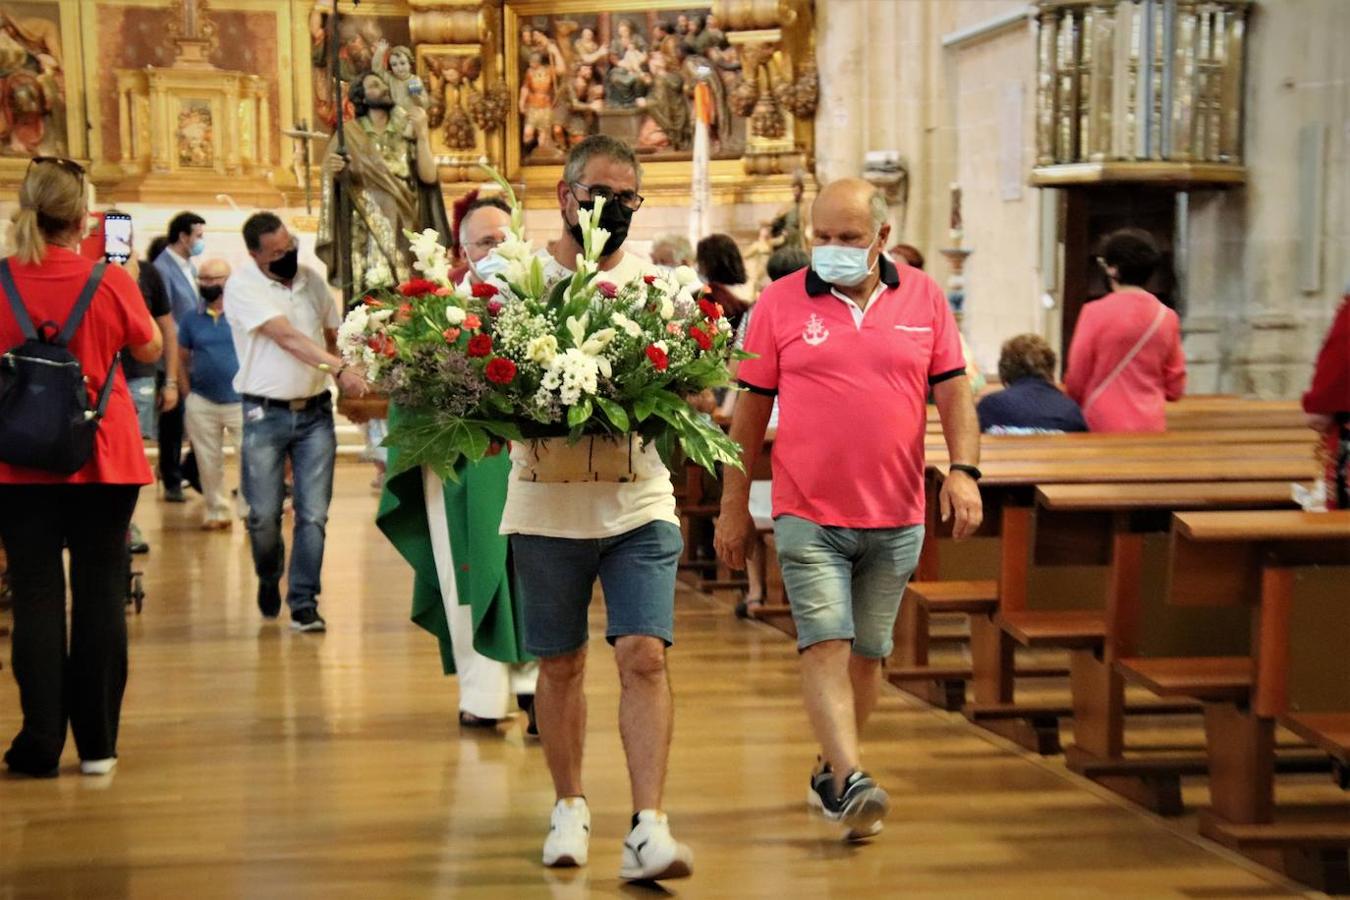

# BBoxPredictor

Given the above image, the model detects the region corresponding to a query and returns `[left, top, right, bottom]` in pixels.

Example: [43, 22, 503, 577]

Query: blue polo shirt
[977, 376, 1088, 434]
[179, 308, 241, 404]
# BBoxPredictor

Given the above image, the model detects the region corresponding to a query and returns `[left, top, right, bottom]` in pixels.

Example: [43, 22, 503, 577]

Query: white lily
[581, 328, 616, 356]
[565, 313, 591, 347]
[611, 312, 642, 337]
[495, 231, 534, 263]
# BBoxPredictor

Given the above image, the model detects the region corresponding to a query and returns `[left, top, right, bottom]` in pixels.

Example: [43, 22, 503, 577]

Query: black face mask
[199, 284, 223, 303]
[268, 248, 300, 281]
[566, 199, 634, 258]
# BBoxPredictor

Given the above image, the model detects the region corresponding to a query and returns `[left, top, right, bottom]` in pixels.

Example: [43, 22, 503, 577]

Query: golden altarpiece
[0, 0, 816, 211]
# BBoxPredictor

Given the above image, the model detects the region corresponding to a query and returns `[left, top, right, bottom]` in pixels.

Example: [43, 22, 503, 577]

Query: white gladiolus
[526, 335, 559, 365]
[659, 297, 675, 320]
[363, 260, 394, 288]
[565, 313, 590, 347]
[581, 328, 616, 356]
[611, 313, 642, 337]
[495, 232, 533, 263]
[444, 306, 466, 326]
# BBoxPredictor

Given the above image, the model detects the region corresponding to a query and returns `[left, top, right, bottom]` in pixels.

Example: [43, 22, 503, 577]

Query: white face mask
[471, 249, 509, 282]
[812, 243, 876, 287]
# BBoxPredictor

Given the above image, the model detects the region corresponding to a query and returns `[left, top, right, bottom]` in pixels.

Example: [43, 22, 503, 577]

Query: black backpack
[0, 259, 119, 475]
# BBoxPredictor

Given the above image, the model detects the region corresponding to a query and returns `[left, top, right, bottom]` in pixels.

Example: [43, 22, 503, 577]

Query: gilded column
[257, 83, 271, 168]
[1035, 6, 1059, 166]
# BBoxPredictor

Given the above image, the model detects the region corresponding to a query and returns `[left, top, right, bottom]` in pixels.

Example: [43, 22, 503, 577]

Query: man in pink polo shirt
[715, 178, 983, 841]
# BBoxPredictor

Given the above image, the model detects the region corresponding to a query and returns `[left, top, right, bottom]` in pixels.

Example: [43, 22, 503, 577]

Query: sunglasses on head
[26, 156, 85, 183]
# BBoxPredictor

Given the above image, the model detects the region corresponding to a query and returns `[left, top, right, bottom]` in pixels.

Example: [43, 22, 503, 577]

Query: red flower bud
[645, 344, 669, 371]
[643, 274, 657, 285]
[596, 281, 619, 299]
[688, 325, 713, 351]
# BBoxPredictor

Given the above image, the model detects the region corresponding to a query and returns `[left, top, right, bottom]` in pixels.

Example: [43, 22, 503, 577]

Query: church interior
[1, 0, 1348, 896]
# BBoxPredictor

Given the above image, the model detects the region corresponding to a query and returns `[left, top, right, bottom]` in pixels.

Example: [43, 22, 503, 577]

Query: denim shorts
[511, 520, 682, 658]
[773, 515, 924, 658]
[127, 376, 156, 439]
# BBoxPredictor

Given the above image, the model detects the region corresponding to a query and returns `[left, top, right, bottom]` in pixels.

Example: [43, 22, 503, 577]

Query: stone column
[814, 0, 866, 182]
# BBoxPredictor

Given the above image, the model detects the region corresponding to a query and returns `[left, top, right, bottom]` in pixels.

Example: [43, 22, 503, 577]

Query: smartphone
[103, 212, 133, 264]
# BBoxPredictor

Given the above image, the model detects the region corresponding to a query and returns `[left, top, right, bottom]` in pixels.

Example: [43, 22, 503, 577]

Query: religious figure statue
[552, 62, 601, 149]
[769, 172, 808, 251]
[317, 70, 449, 293]
[636, 52, 690, 152]
[604, 27, 648, 110]
[375, 45, 428, 113]
[519, 51, 558, 156]
[572, 27, 608, 68]
[0, 9, 66, 156]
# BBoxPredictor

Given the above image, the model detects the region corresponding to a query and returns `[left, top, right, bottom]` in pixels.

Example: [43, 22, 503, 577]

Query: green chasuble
[374, 406, 533, 675]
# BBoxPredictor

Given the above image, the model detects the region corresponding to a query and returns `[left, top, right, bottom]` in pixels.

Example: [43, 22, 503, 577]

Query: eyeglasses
[27, 156, 85, 184]
[466, 235, 503, 254]
[571, 182, 644, 212]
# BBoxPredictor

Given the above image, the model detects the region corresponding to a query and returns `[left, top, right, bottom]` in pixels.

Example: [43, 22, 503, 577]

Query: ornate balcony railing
[1032, 0, 1251, 186]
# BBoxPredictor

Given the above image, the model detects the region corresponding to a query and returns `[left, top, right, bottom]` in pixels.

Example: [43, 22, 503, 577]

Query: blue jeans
[773, 516, 924, 658]
[511, 521, 683, 657]
[240, 399, 336, 612]
[127, 376, 156, 439]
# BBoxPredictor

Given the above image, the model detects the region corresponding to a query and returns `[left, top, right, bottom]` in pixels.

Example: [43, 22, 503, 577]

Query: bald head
[198, 257, 230, 306]
[811, 178, 892, 285]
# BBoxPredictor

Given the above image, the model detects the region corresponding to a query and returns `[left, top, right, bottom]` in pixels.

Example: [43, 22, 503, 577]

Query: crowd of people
[1, 137, 1346, 887]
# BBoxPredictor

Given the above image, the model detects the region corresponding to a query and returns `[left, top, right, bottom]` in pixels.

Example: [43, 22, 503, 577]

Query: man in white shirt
[224, 212, 368, 633]
[503, 135, 692, 883]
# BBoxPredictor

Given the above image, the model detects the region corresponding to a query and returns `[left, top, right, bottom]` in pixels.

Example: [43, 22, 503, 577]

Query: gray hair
[652, 233, 692, 263]
[868, 190, 889, 232]
[563, 134, 643, 187]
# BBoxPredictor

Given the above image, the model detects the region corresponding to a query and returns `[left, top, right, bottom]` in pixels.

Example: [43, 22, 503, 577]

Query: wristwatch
[949, 463, 982, 481]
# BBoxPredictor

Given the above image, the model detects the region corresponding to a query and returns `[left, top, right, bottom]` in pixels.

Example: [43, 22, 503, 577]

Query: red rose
[645, 344, 669, 371]
[643, 274, 657, 285]
[398, 278, 439, 297]
[467, 334, 493, 357]
[486, 298, 504, 316]
[688, 325, 713, 351]
[471, 282, 500, 299]
[485, 357, 517, 384]
[698, 299, 722, 321]
[462, 313, 482, 330]
[442, 327, 461, 343]
[596, 280, 619, 299]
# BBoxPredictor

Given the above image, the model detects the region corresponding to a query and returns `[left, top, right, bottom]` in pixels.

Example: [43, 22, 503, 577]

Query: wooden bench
[1130, 510, 1350, 892]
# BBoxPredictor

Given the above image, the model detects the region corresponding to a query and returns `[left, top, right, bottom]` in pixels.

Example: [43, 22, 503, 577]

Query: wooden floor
[0, 467, 1317, 898]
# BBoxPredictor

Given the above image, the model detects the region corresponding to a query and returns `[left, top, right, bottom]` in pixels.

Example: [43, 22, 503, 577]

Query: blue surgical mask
[190, 239, 205, 257]
[812, 244, 876, 288]
[472, 250, 510, 282]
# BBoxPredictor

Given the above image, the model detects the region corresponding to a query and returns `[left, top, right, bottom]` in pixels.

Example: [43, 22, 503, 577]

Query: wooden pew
[1025, 482, 1300, 812]
[1115, 510, 1350, 892]
[894, 450, 1317, 729]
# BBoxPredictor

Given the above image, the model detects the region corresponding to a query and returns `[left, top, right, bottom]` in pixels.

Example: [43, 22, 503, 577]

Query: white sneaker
[620, 810, 693, 882]
[542, 797, 590, 868]
[80, 757, 117, 776]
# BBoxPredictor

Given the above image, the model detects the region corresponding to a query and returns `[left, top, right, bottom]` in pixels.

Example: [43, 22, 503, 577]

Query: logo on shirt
[802, 314, 830, 346]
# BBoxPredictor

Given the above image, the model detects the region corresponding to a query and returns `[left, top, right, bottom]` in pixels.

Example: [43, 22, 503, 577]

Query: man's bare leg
[536, 647, 588, 799]
[615, 635, 672, 811]
[800, 639, 860, 791]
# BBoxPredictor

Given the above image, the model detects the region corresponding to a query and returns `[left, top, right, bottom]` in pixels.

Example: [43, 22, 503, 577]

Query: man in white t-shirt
[503, 136, 692, 883]
[224, 212, 368, 633]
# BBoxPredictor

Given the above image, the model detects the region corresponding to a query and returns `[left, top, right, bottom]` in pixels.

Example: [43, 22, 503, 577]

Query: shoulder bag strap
[55, 262, 108, 347]
[1081, 304, 1168, 416]
[0, 259, 39, 342]
[89, 351, 122, 422]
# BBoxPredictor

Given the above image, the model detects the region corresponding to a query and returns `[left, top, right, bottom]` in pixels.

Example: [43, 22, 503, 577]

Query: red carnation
[596, 280, 619, 299]
[442, 327, 461, 343]
[698, 299, 722, 321]
[645, 344, 669, 371]
[462, 313, 482, 330]
[471, 282, 500, 299]
[467, 334, 493, 357]
[485, 357, 517, 384]
[367, 334, 398, 358]
[398, 278, 439, 297]
[688, 325, 713, 351]
[643, 274, 657, 285]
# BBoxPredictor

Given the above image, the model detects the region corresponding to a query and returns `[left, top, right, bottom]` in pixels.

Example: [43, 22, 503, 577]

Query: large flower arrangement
[336, 170, 746, 481]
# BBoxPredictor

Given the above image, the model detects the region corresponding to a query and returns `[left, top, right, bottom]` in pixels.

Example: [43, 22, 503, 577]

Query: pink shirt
[1064, 290, 1186, 433]
[738, 258, 966, 528]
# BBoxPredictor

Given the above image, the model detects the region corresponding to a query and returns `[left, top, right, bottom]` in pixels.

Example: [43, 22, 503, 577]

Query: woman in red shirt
[1304, 288, 1350, 508]
[0, 159, 161, 777]
[1065, 229, 1186, 432]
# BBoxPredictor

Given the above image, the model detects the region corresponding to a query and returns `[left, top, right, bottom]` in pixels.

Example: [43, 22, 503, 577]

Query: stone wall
[812, 0, 1349, 397]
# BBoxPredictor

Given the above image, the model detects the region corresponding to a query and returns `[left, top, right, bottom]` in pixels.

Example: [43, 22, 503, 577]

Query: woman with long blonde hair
[0, 158, 161, 778]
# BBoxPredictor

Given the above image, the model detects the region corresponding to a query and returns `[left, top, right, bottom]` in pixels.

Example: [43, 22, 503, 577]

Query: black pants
[0, 484, 139, 769]
[157, 374, 185, 489]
